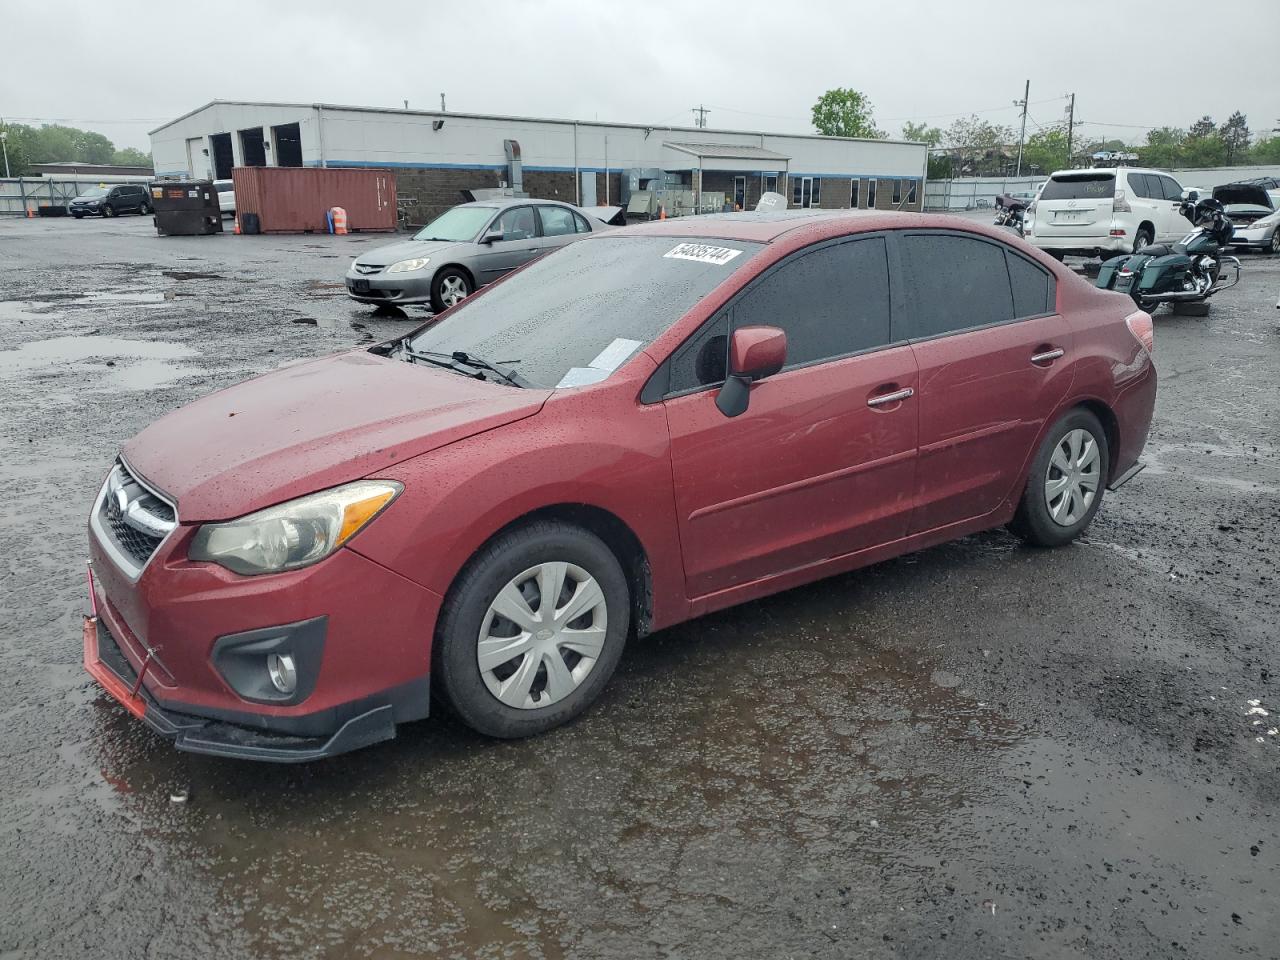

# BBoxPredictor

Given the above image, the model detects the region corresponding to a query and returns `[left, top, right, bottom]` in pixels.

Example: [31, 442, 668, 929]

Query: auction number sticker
[663, 242, 743, 266]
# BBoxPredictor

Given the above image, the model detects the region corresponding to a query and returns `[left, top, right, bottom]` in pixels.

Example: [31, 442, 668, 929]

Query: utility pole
[1065, 93, 1076, 167]
[440, 93, 447, 112]
[1014, 79, 1029, 177]
[1, 128, 10, 179]
[692, 105, 709, 129]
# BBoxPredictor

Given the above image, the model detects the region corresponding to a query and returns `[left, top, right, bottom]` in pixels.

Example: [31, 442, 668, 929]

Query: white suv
[1023, 167, 1187, 260]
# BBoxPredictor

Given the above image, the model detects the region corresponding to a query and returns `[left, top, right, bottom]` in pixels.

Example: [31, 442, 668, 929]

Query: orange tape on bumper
[82, 617, 147, 719]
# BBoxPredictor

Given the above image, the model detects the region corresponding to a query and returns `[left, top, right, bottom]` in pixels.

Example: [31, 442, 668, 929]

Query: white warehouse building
[150, 100, 929, 224]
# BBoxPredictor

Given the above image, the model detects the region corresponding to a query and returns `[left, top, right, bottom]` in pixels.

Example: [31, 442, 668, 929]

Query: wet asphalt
[0, 214, 1277, 959]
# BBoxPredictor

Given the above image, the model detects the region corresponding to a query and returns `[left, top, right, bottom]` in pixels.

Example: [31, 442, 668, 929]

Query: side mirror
[481, 231, 504, 244]
[716, 326, 787, 418]
[1182, 189, 1199, 202]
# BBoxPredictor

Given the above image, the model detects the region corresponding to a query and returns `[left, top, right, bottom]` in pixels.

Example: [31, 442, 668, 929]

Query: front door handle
[1031, 347, 1064, 365]
[867, 386, 914, 407]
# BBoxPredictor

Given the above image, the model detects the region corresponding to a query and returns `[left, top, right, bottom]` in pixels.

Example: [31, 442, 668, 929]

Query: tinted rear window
[1040, 174, 1115, 201]
[897, 234, 1014, 340]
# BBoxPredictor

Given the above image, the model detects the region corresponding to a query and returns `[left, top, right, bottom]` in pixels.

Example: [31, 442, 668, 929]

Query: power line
[4, 115, 167, 125]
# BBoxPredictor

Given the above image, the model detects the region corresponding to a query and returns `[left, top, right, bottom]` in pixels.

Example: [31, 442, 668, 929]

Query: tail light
[1113, 189, 1132, 213]
[1027, 201, 1037, 214]
[1125, 310, 1154, 356]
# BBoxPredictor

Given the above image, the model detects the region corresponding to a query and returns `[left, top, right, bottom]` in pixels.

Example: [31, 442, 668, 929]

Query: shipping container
[231, 167, 396, 234]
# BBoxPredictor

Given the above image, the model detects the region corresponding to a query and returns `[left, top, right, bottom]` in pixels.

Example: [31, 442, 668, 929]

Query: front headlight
[189, 480, 402, 575]
[1247, 213, 1279, 230]
[387, 257, 431, 274]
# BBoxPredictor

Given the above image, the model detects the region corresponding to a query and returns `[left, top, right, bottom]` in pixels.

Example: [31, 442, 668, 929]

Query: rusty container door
[231, 167, 397, 233]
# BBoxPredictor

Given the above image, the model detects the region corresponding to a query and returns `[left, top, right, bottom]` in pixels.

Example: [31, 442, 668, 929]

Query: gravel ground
[1, 214, 1277, 960]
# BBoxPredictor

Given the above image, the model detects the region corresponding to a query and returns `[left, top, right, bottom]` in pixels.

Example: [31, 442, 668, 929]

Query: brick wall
[395, 168, 616, 227]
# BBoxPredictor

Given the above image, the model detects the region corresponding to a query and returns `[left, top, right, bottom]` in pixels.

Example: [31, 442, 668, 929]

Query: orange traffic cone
[234, 216, 241, 235]
[26, 207, 34, 219]
[332, 206, 348, 235]
[658, 204, 666, 220]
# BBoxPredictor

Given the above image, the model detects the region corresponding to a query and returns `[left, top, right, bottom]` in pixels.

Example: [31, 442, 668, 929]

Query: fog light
[267, 653, 297, 694]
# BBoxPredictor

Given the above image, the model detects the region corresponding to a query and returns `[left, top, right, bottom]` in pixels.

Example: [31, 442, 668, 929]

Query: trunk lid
[122, 351, 550, 521]
[1035, 171, 1117, 237]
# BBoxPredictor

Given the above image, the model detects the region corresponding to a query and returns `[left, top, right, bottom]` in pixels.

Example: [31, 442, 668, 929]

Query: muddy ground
[0, 214, 1277, 960]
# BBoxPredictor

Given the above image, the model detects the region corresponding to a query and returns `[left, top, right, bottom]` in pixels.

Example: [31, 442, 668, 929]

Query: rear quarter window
[1007, 252, 1054, 318]
[1040, 174, 1116, 201]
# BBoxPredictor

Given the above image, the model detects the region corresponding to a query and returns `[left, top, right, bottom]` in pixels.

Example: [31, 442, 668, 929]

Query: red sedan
[84, 211, 1156, 760]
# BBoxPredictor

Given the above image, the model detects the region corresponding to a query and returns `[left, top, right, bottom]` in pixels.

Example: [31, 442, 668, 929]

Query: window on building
[538, 205, 578, 237]
[811, 178, 821, 205]
[850, 179, 860, 207]
[892, 180, 903, 204]
[792, 179, 803, 205]
[732, 236, 892, 367]
[895, 233, 1015, 340]
[867, 179, 877, 208]
[764, 174, 778, 194]
[907, 180, 917, 204]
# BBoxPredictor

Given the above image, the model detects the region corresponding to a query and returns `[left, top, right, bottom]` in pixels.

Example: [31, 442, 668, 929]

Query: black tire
[139, 202, 151, 216]
[102, 204, 115, 218]
[428, 267, 472, 314]
[1268, 231, 1280, 256]
[434, 521, 630, 738]
[1010, 408, 1110, 548]
[72, 212, 83, 219]
[1131, 227, 1152, 254]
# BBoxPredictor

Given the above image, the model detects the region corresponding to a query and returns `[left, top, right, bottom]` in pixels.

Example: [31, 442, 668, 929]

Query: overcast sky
[3, 0, 1277, 153]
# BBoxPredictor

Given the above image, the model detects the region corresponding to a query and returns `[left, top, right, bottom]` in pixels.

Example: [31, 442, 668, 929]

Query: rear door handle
[867, 387, 914, 407]
[1031, 348, 1064, 364]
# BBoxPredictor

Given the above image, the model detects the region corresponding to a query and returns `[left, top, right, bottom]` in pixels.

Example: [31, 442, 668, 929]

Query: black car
[69, 184, 152, 219]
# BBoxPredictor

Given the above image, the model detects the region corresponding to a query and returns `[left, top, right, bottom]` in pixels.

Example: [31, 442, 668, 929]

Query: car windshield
[406, 235, 763, 389]
[1040, 174, 1115, 201]
[412, 206, 495, 242]
[80, 187, 108, 198]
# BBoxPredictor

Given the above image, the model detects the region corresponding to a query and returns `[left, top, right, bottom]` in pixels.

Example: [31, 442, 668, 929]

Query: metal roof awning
[662, 141, 790, 172]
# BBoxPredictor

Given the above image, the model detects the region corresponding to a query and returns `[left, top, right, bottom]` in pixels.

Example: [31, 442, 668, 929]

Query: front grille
[92, 460, 177, 576]
[354, 263, 383, 275]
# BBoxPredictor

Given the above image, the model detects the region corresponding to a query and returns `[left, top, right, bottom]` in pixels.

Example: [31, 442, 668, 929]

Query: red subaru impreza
[84, 211, 1156, 761]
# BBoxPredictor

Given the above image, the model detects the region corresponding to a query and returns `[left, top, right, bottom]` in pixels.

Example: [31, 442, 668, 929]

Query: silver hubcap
[1045, 428, 1101, 526]
[478, 562, 608, 709]
[439, 276, 468, 307]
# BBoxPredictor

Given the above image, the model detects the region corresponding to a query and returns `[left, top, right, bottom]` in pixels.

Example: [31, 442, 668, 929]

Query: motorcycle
[993, 194, 1027, 236]
[1095, 195, 1240, 310]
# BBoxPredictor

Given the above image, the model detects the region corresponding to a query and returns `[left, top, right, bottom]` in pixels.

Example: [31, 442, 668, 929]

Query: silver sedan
[346, 199, 610, 313]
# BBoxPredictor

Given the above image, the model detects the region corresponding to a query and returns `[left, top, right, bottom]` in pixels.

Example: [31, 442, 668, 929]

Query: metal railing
[0, 176, 152, 216]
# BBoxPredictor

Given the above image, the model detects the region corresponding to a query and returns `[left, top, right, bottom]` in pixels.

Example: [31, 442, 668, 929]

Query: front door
[896, 231, 1073, 533]
[794, 176, 815, 209]
[472, 206, 541, 284]
[662, 235, 918, 598]
[733, 176, 746, 210]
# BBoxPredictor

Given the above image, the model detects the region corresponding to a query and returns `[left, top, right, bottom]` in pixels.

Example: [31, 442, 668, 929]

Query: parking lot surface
[1, 215, 1277, 959]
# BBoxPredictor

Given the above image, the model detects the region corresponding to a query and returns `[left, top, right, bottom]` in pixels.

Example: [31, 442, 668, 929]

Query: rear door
[535, 205, 583, 254]
[662, 235, 919, 597]
[895, 231, 1071, 533]
[1035, 171, 1116, 242]
[472, 206, 540, 284]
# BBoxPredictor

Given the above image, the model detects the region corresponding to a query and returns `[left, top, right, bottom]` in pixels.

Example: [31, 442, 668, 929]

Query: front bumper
[344, 268, 434, 305]
[84, 615, 416, 761]
[70, 204, 102, 216]
[1228, 226, 1275, 249]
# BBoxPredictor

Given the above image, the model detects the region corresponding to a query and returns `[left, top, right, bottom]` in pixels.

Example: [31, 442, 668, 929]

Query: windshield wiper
[398, 345, 531, 388]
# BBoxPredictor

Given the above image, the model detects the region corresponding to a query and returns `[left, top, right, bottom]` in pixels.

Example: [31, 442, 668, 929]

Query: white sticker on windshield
[588, 338, 643, 373]
[556, 367, 612, 388]
[663, 242, 743, 266]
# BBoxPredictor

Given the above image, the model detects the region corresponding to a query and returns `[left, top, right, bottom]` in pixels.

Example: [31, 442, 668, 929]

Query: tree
[1181, 132, 1227, 167]
[1250, 136, 1280, 164]
[943, 115, 1015, 176]
[1220, 111, 1250, 165]
[1021, 126, 1070, 174]
[900, 121, 943, 147]
[811, 88, 884, 139]
[1188, 115, 1216, 139]
[113, 147, 153, 167]
[1139, 127, 1185, 168]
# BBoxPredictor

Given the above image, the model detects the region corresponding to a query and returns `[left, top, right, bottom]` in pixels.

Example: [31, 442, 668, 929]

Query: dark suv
[70, 184, 152, 219]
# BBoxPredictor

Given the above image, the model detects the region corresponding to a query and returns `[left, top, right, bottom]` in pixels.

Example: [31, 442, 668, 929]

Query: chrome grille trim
[89, 458, 179, 580]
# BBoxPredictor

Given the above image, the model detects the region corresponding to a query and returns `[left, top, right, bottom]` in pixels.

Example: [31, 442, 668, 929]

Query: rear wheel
[1131, 227, 1152, 254]
[434, 521, 630, 738]
[429, 267, 472, 313]
[1011, 409, 1109, 548]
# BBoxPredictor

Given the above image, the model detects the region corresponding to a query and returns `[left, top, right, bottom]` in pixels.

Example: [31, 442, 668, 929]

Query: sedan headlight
[387, 257, 431, 274]
[189, 480, 402, 575]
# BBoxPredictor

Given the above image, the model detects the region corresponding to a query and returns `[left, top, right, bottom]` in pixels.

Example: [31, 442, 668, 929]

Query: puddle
[0, 335, 200, 389]
[0, 300, 64, 322]
[162, 271, 224, 281]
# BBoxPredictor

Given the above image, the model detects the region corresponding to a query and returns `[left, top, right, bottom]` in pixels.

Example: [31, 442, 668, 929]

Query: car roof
[598, 210, 1005, 244]
[455, 198, 578, 211]
[1048, 167, 1168, 177]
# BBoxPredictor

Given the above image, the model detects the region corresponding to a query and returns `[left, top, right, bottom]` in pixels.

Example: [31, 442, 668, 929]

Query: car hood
[71, 195, 104, 203]
[123, 351, 550, 521]
[1213, 185, 1274, 210]
[354, 239, 470, 268]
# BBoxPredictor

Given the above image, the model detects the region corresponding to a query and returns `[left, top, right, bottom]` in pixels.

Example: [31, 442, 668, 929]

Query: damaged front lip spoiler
[1108, 461, 1146, 491]
[82, 616, 399, 763]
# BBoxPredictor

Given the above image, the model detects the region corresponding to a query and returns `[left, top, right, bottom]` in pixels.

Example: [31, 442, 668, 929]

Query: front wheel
[429, 267, 472, 313]
[1011, 409, 1110, 548]
[434, 521, 630, 739]
[139, 202, 151, 216]
[102, 204, 116, 218]
[1268, 231, 1280, 256]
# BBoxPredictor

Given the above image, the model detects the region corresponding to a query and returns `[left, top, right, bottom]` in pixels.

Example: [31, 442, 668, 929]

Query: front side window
[897, 233, 1014, 340]
[491, 206, 537, 241]
[413, 205, 496, 242]
[537, 205, 577, 237]
[408, 236, 762, 389]
[732, 236, 891, 368]
[667, 313, 729, 394]
[1159, 175, 1183, 201]
[1127, 172, 1155, 199]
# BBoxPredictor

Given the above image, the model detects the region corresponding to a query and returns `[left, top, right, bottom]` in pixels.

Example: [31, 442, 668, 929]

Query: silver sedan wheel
[1045, 428, 1101, 526]
[439, 275, 469, 307]
[477, 562, 608, 710]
